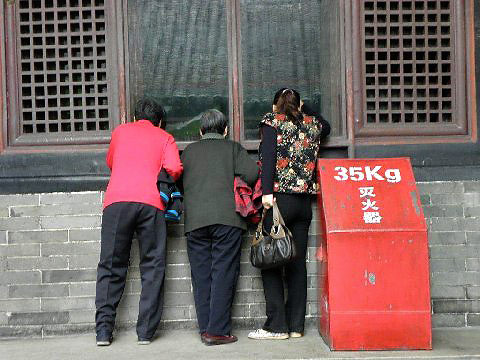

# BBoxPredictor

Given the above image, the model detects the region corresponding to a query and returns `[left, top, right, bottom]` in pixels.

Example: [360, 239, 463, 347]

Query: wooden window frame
[350, 0, 477, 145]
[1, 0, 477, 155]
[0, 0, 127, 153]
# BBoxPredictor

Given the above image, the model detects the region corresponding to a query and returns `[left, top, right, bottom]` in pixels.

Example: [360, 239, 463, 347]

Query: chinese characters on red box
[332, 165, 402, 225]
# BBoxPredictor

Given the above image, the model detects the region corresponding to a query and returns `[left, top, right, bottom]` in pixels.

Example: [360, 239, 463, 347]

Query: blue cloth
[157, 169, 183, 222]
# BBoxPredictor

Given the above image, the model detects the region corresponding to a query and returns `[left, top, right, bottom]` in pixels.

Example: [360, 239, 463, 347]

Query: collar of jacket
[136, 119, 154, 126]
[201, 133, 225, 140]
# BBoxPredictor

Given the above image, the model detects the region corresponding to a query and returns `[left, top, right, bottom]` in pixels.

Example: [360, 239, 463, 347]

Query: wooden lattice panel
[362, 0, 455, 128]
[16, 0, 111, 137]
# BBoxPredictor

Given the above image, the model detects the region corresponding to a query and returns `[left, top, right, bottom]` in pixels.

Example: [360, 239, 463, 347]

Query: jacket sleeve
[259, 124, 276, 195]
[105, 131, 116, 170]
[317, 114, 331, 140]
[176, 150, 187, 194]
[234, 143, 259, 187]
[163, 136, 183, 181]
[301, 102, 331, 140]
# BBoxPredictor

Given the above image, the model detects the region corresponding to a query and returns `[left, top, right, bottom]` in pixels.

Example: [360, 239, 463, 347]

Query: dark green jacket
[180, 133, 259, 233]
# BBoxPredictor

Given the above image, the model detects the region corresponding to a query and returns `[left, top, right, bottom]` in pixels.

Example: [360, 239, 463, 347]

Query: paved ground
[2, 328, 480, 360]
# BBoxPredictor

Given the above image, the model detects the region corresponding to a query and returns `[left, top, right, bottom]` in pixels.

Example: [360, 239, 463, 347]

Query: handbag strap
[252, 201, 287, 245]
[251, 207, 267, 246]
[271, 201, 292, 239]
[272, 201, 286, 227]
[255, 208, 267, 233]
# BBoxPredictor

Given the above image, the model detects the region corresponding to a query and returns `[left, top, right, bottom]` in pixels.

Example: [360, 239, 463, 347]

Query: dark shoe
[137, 336, 152, 345]
[202, 333, 238, 346]
[96, 330, 112, 346]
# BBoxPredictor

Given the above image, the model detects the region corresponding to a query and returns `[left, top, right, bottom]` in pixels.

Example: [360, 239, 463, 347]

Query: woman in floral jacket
[248, 88, 330, 340]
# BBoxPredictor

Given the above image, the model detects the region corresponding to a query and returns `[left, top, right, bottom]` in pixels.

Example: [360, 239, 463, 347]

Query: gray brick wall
[419, 181, 480, 328]
[0, 182, 479, 338]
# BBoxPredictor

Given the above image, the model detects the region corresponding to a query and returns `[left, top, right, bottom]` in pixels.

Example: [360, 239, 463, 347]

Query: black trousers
[187, 224, 243, 336]
[261, 193, 312, 334]
[95, 202, 167, 339]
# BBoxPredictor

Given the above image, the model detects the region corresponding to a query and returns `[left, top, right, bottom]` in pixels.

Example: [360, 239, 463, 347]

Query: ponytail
[275, 89, 302, 124]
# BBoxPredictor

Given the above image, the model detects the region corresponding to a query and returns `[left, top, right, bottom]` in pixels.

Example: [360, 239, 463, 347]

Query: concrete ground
[2, 328, 480, 360]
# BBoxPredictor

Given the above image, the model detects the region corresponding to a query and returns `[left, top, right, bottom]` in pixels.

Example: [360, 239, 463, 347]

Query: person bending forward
[95, 99, 183, 346]
[181, 109, 258, 346]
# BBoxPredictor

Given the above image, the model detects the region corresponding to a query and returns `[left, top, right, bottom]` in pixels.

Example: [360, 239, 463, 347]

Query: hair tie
[281, 88, 292, 95]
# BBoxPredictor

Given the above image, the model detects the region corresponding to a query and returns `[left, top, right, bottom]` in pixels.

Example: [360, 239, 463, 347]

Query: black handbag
[250, 202, 296, 269]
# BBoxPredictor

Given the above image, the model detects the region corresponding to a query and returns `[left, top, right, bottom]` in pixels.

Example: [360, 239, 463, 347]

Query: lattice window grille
[362, 0, 455, 126]
[17, 0, 110, 136]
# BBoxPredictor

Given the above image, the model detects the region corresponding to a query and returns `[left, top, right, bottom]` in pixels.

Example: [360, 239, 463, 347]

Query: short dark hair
[200, 109, 228, 135]
[134, 98, 165, 127]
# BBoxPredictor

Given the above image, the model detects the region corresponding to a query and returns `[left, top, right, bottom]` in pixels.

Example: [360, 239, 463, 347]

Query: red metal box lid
[317, 158, 427, 233]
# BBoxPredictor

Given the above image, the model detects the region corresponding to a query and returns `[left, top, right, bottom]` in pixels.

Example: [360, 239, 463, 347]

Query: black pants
[187, 224, 243, 336]
[261, 193, 312, 333]
[95, 202, 167, 339]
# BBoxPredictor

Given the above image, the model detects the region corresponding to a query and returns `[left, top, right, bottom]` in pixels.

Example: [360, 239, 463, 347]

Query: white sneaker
[289, 332, 303, 338]
[247, 328, 289, 340]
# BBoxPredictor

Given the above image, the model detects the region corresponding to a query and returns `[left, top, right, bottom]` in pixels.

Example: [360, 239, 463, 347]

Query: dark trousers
[187, 224, 243, 336]
[95, 202, 167, 339]
[261, 193, 312, 333]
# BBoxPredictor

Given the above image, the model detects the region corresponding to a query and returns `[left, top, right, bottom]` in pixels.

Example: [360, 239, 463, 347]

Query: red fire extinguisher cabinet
[316, 158, 432, 350]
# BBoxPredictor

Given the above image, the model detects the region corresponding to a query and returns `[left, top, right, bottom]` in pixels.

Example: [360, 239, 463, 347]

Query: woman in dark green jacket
[181, 109, 258, 346]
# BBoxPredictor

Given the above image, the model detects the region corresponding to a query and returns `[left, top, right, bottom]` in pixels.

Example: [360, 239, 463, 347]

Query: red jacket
[234, 176, 262, 224]
[103, 120, 183, 210]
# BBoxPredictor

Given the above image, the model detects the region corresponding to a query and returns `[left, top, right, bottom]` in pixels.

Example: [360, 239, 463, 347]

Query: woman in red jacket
[95, 99, 182, 346]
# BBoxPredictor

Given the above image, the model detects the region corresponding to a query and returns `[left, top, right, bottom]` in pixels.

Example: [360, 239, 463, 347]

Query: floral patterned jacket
[260, 112, 323, 194]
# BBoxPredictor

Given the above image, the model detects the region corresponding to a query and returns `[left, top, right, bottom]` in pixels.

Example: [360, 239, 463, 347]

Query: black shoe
[202, 333, 238, 346]
[137, 336, 152, 345]
[96, 330, 112, 346]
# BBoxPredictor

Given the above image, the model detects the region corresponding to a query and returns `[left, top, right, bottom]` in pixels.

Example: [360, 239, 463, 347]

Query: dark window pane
[241, 0, 343, 140]
[127, 0, 229, 142]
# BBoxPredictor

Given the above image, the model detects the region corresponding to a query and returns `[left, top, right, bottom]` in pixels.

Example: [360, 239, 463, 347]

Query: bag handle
[272, 201, 286, 227]
[251, 201, 288, 246]
[270, 201, 290, 239]
[256, 200, 280, 228]
[259, 202, 282, 233]
[251, 207, 267, 246]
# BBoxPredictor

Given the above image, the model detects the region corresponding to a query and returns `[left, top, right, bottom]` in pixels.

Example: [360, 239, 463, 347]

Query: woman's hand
[262, 194, 275, 209]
